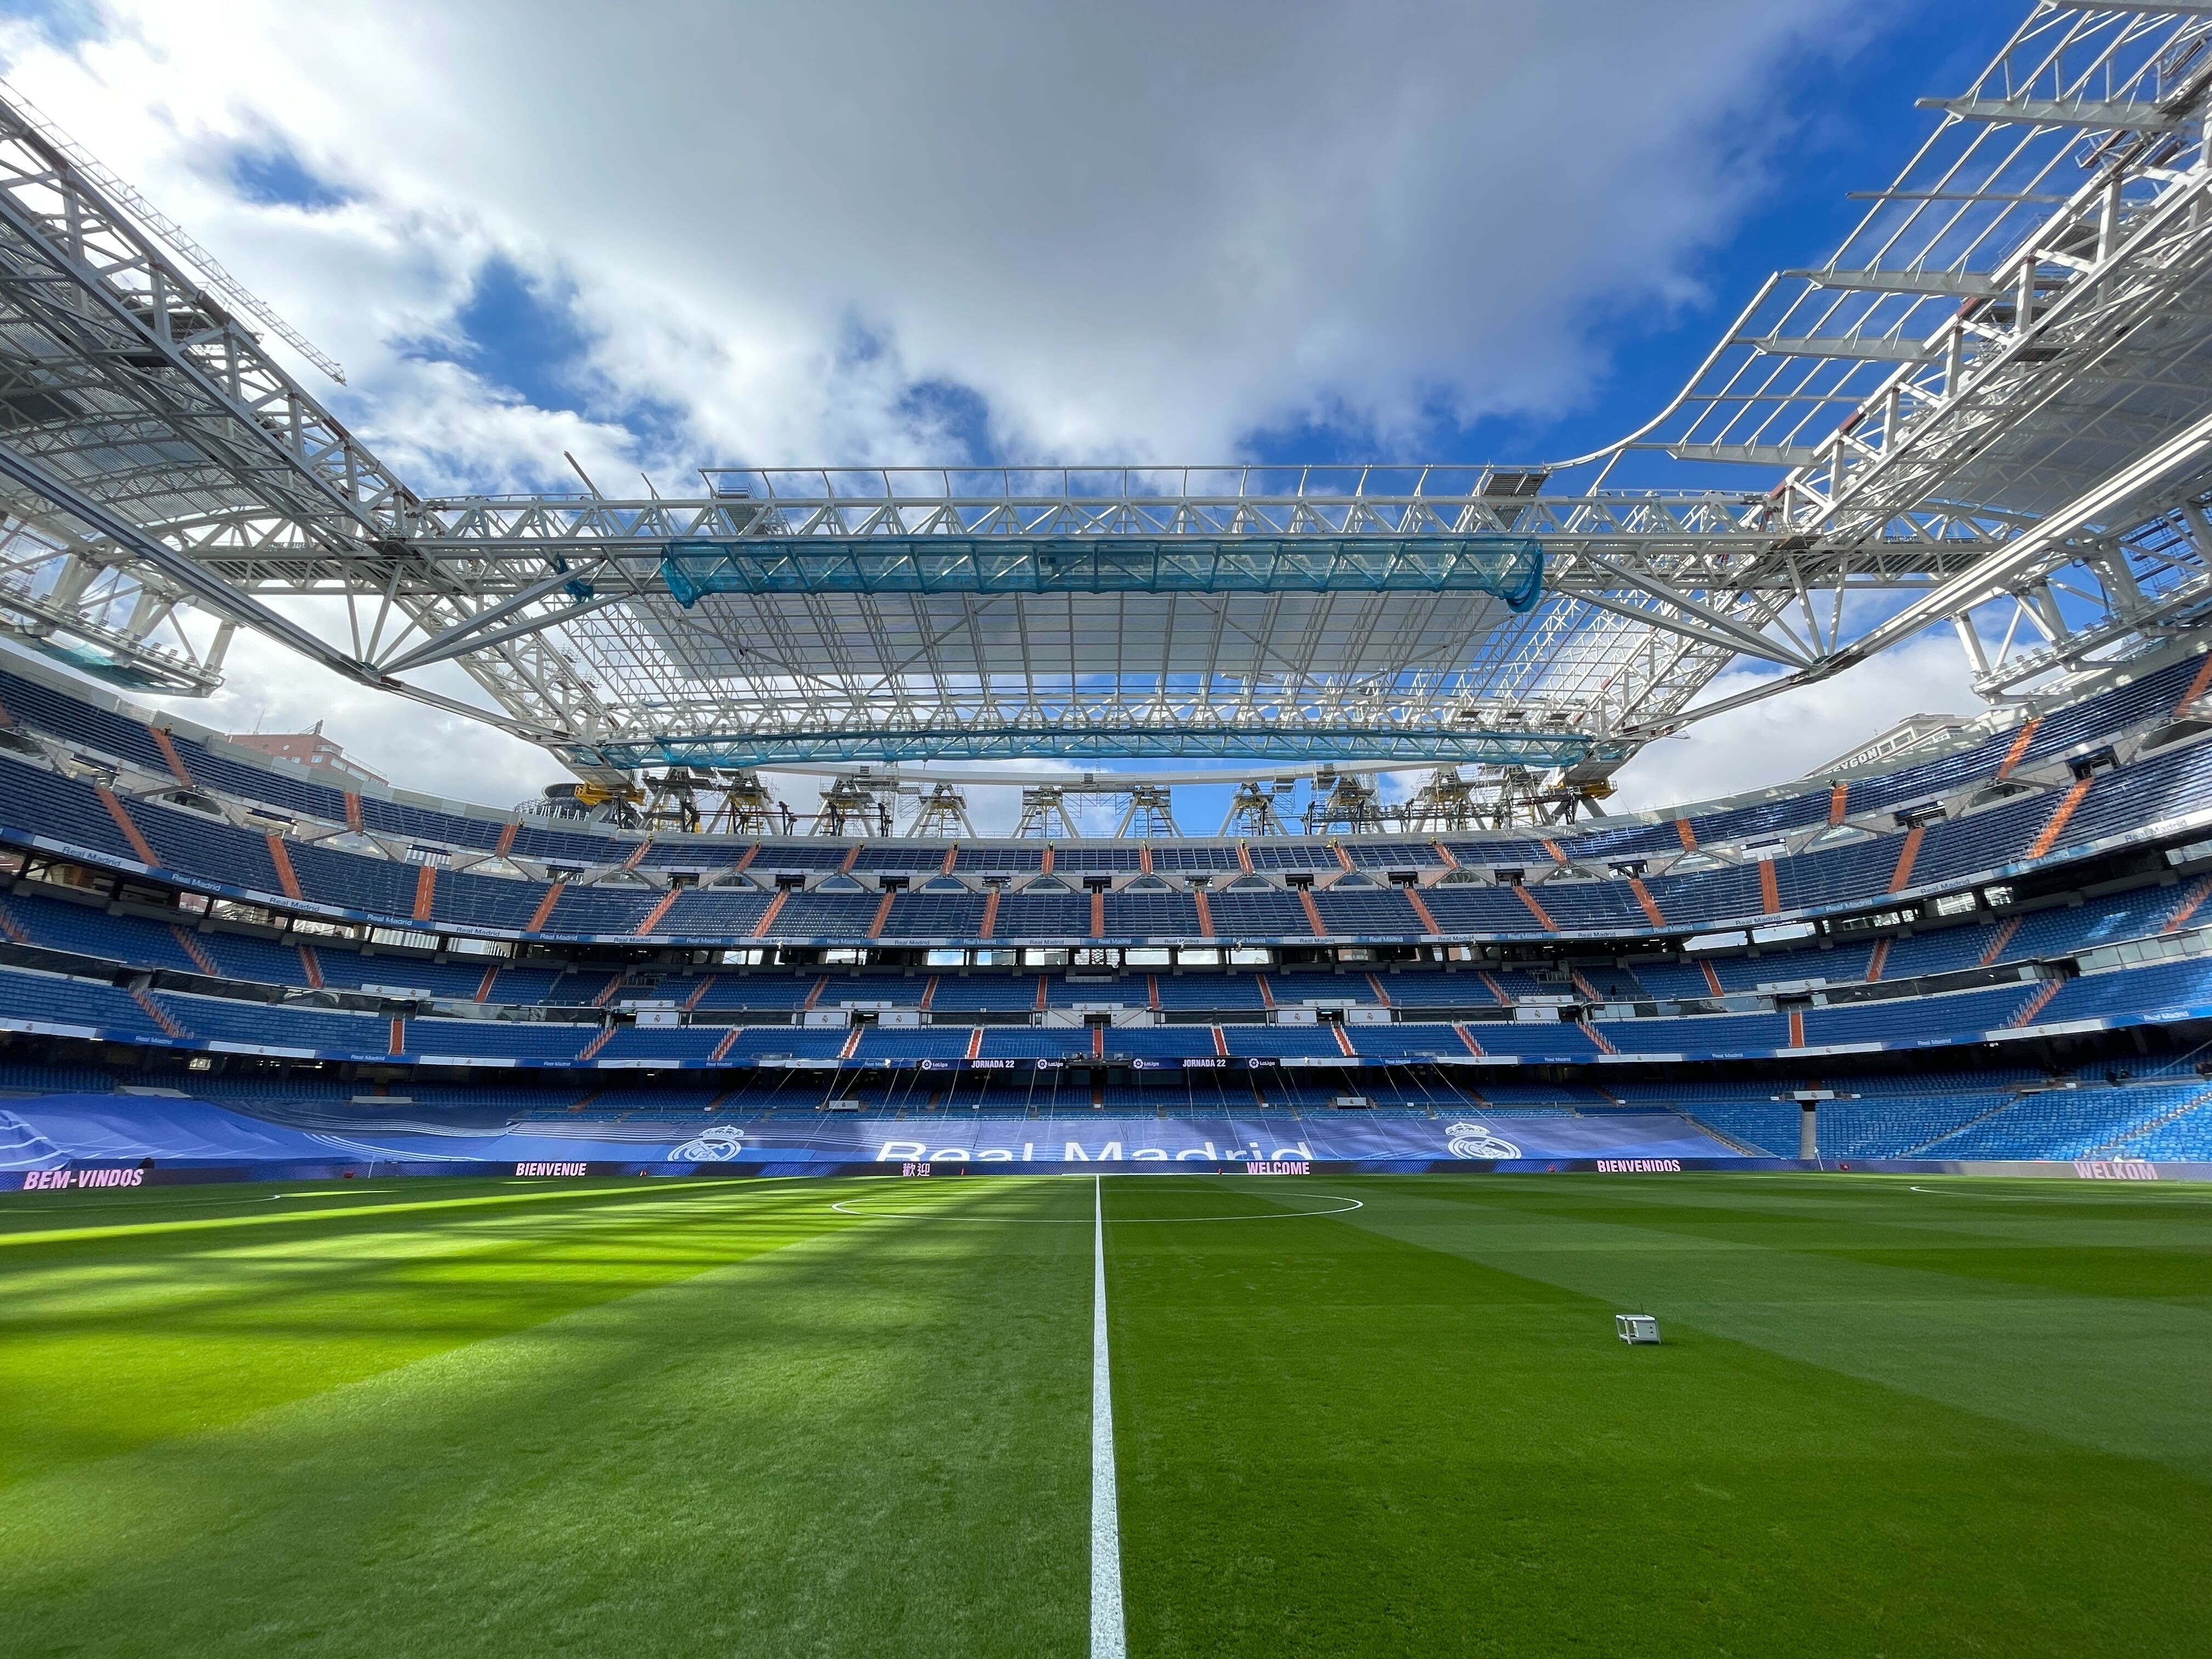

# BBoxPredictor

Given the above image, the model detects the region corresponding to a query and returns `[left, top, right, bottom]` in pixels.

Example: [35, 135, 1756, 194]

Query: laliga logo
[667, 1125, 747, 1163]
[1444, 1121, 1521, 1159]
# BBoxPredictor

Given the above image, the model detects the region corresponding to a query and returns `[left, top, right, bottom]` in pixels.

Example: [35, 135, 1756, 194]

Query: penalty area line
[1092, 1175, 1126, 1659]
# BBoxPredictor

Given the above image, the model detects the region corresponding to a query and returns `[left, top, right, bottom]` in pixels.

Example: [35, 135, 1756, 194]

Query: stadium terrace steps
[5, 659, 2212, 1125]
[5, 720, 2209, 947]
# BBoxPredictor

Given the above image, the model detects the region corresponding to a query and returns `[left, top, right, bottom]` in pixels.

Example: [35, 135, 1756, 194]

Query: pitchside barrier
[7, 1156, 2206, 1192]
[1, 1091, 2199, 1189]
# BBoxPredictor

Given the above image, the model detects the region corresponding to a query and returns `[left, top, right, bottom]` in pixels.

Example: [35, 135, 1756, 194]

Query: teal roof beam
[573, 725, 1610, 770]
[661, 535, 1545, 611]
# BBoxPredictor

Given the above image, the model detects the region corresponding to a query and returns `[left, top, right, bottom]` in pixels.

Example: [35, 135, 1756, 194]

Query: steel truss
[0, 4, 2208, 794]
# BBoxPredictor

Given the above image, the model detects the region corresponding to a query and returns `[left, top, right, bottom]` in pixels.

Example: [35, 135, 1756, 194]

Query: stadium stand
[7, 651, 2212, 1164]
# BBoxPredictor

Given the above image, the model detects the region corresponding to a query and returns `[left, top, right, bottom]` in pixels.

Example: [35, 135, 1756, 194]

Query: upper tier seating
[5, 650, 2212, 955]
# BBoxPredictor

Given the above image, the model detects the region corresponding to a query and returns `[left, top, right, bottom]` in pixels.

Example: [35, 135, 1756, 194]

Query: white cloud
[1, 0, 1937, 816]
[1607, 634, 1985, 815]
[3, 0, 1866, 467]
[139, 629, 558, 809]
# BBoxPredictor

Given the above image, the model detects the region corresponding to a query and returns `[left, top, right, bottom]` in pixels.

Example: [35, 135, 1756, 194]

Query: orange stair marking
[168, 924, 218, 975]
[1887, 825, 1925, 893]
[2179, 651, 2212, 713]
[751, 889, 788, 938]
[147, 725, 193, 785]
[1628, 877, 1666, 928]
[95, 788, 160, 867]
[1513, 885, 1554, 930]
[526, 882, 566, 932]
[1995, 716, 2042, 780]
[637, 888, 682, 935]
[131, 987, 185, 1038]
[1978, 916, 2022, 966]
[2026, 776, 2094, 860]
[2163, 876, 2212, 934]
[266, 833, 302, 900]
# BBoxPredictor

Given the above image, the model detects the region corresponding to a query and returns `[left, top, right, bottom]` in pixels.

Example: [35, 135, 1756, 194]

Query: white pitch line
[1091, 1175, 1126, 1659]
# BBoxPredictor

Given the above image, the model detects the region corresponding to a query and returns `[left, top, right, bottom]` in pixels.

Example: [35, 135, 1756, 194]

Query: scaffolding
[1115, 785, 1181, 838]
[814, 775, 891, 837]
[709, 770, 792, 836]
[1220, 780, 1292, 838]
[909, 780, 975, 839]
[1396, 768, 1478, 834]
[1014, 786, 1081, 839]
[639, 769, 707, 833]
[1305, 770, 1386, 836]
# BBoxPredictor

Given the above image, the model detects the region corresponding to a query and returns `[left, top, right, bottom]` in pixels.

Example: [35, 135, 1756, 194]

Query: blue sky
[0, 0, 2031, 823]
[292, 0, 2016, 486]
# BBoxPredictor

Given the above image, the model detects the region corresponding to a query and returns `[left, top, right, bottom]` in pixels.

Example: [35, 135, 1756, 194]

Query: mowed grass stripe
[0, 1173, 780, 1249]
[0, 1180, 851, 1489]
[1107, 1174, 2211, 1658]
[1348, 1175, 2212, 1476]
[0, 1176, 1094, 1657]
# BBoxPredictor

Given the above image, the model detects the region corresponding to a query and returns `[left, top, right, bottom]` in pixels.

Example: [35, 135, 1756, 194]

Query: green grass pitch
[2, 1172, 2208, 1656]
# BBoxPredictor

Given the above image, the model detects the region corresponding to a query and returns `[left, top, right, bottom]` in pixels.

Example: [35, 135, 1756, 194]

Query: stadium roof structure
[4, 2, 2212, 802]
